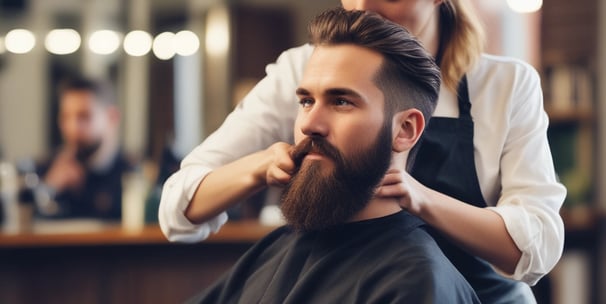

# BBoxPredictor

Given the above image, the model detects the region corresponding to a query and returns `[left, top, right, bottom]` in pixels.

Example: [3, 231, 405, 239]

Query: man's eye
[335, 99, 352, 106]
[299, 98, 314, 107]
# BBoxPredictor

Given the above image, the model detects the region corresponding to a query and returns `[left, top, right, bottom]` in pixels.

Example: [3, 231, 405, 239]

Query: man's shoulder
[359, 228, 479, 303]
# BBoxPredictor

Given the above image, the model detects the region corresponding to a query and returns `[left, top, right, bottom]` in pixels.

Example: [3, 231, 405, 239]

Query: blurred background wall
[0, 0, 605, 303]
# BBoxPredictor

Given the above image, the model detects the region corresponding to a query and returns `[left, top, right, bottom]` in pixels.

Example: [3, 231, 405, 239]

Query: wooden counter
[0, 220, 278, 247]
[0, 221, 279, 304]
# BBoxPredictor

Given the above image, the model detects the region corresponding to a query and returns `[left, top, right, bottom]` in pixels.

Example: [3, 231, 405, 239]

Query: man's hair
[58, 75, 116, 106]
[309, 8, 440, 126]
[308, 8, 441, 170]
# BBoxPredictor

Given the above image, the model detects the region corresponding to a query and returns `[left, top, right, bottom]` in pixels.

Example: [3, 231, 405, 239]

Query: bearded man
[34, 76, 132, 219]
[185, 8, 479, 304]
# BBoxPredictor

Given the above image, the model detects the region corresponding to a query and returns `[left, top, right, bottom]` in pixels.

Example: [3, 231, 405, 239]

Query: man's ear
[391, 109, 425, 153]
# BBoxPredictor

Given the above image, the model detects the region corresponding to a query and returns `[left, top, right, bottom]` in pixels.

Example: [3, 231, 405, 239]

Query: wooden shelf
[546, 107, 594, 124]
[0, 220, 279, 248]
[561, 206, 603, 232]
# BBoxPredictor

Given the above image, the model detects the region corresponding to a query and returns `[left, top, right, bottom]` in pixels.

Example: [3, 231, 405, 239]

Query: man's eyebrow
[295, 87, 362, 99]
[296, 87, 310, 96]
[325, 88, 362, 99]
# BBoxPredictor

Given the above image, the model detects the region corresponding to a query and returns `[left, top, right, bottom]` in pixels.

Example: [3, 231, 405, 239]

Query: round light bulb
[5, 29, 36, 54]
[45, 29, 81, 55]
[152, 32, 175, 60]
[89, 30, 121, 55]
[175, 30, 199, 56]
[123, 30, 152, 56]
[507, 0, 542, 13]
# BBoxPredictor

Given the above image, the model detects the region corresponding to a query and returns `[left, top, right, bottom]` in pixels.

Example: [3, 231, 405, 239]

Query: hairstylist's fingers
[268, 142, 297, 174]
[266, 166, 292, 187]
[380, 170, 405, 186]
[376, 183, 408, 197]
[265, 142, 295, 186]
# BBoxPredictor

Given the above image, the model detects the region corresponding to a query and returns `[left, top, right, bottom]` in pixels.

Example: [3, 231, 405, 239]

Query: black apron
[410, 76, 534, 303]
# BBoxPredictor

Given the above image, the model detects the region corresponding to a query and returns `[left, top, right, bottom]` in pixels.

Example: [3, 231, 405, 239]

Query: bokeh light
[45, 29, 81, 55]
[507, 0, 542, 13]
[5, 29, 36, 54]
[206, 7, 230, 57]
[123, 30, 152, 56]
[152, 32, 175, 60]
[88, 30, 121, 55]
[175, 30, 199, 56]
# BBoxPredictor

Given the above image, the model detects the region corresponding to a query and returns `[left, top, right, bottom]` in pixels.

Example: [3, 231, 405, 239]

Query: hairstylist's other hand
[375, 168, 428, 215]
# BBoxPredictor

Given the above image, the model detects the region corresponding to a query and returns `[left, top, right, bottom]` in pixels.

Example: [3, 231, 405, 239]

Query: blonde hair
[437, 0, 485, 92]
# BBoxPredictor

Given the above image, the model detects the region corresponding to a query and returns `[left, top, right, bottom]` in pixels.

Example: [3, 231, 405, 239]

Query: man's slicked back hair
[308, 8, 440, 124]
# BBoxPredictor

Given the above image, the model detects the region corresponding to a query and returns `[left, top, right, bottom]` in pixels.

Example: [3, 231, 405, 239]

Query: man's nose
[299, 105, 329, 138]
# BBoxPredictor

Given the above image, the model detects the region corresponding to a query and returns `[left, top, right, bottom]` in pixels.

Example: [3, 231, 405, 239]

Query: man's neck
[349, 153, 408, 222]
[349, 197, 402, 222]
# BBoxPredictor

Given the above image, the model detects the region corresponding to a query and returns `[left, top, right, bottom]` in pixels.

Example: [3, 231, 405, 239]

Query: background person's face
[281, 44, 394, 231]
[59, 90, 107, 154]
[340, 0, 439, 36]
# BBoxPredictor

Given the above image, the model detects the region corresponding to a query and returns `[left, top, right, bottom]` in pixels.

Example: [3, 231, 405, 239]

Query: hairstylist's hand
[375, 168, 429, 215]
[263, 142, 298, 187]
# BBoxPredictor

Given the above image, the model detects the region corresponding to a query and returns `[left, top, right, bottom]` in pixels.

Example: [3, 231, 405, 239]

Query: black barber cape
[187, 211, 479, 304]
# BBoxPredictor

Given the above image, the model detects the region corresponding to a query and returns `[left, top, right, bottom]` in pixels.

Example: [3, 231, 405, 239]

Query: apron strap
[457, 76, 472, 119]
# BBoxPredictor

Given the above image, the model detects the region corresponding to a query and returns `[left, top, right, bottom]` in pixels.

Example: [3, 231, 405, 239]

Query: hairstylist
[159, 1, 566, 303]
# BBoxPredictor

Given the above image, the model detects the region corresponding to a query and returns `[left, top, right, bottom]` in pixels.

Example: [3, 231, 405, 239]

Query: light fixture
[507, 0, 542, 13]
[152, 32, 175, 60]
[5, 29, 36, 54]
[175, 30, 199, 56]
[206, 7, 230, 57]
[1, 28, 199, 57]
[89, 30, 121, 55]
[45, 29, 81, 55]
[123, 30, 152, 56]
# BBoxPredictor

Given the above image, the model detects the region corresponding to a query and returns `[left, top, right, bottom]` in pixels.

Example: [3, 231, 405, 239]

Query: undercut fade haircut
[308, 8, 441, 170]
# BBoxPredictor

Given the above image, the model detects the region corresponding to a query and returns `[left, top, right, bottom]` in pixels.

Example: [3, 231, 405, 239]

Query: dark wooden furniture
[0, 221, 277, 304]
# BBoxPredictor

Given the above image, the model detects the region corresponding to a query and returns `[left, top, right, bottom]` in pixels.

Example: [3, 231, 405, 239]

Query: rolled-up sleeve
[158, 165, 228, 243]
[483, 59, 566, 285]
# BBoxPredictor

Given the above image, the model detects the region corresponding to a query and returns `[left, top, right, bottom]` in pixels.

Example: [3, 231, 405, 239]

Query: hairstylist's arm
[378, 169, 521, 274]
[185, 142, 295, 224]
[159, 45, 313, 242]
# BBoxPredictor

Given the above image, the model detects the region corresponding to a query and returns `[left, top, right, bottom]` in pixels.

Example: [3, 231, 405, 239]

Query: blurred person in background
[34, 76, 132, 219]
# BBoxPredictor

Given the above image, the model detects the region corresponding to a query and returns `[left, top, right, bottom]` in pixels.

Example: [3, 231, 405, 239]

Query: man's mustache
[290, 137, 342, 169]
[75, 139, 102, 163]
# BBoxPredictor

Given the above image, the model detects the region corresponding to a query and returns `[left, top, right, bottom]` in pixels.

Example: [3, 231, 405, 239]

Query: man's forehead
[300, 44, 383, 93]
[61, 91, 106, 113]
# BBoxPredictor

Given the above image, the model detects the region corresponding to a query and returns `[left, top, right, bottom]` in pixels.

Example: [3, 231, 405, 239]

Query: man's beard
[75, 138, 102, 164]
[280, 123, 392, 232]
